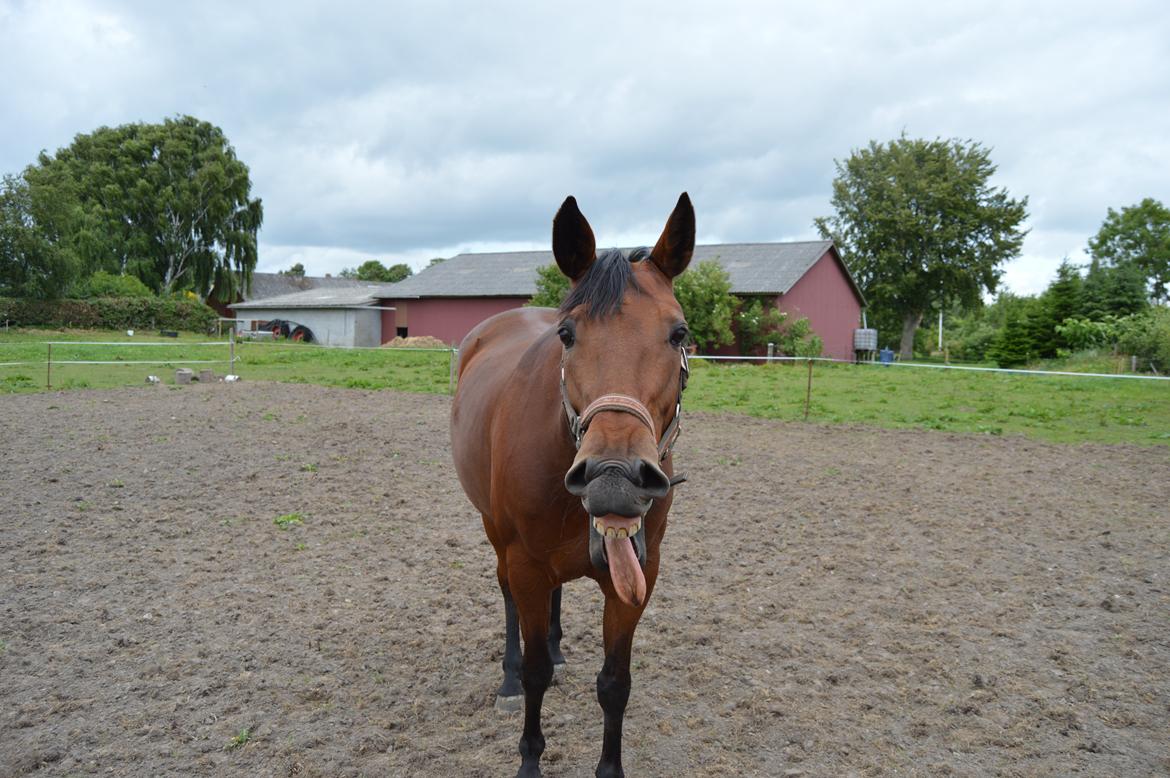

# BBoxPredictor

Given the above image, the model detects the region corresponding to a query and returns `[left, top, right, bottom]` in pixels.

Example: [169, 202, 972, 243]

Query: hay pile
[381, 335, 451, 349]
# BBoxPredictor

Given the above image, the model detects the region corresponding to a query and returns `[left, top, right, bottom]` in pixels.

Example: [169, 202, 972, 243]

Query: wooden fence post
[46, 342, 52, 390]
[448, 346, 456, 395]
[803, 358, 813, 421]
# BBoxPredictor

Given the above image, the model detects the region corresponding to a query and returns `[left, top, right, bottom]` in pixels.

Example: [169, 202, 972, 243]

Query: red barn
[379, 242, 865, 359]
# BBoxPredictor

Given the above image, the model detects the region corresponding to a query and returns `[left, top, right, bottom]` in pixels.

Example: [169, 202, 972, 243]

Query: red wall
[776, 251, 862, 361]
[379, 297, 528, 345]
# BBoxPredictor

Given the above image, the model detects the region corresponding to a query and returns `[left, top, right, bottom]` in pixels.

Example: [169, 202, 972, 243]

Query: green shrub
[0, 296, 217, 332]
[1116, 307, 1170, 373]
[79, 271, 154, 298]
[526, 264, 570, 308]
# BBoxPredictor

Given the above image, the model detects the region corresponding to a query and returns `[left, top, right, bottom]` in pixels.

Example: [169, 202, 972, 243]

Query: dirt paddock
[2, 383, 1168, 776]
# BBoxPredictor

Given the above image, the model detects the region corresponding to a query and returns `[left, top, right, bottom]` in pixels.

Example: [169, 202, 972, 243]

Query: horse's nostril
[564, 459, 590, 496]
[637, 459, 671, 498]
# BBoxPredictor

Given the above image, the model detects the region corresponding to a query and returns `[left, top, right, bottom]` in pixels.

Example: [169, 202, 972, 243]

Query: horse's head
[552, 194, 693, 602]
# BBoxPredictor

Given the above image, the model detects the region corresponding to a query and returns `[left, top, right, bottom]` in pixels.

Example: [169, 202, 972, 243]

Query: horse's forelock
[559, 248, 648, 319]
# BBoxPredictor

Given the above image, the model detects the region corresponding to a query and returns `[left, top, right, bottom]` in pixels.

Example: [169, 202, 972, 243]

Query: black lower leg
[518, 640, 553, 777]
[595, 652, 632, 778]
[498, 585, 523, 699]
[547, 586, 565, 666]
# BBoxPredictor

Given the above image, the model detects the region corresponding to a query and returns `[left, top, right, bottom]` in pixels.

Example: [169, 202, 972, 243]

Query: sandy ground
[1, 383, 1168, 777]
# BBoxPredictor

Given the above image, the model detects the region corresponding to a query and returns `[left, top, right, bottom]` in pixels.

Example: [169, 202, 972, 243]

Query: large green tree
[1086, 197, 1170, 302]
[23, 115, 263, 300]
[1081, 258, 1148, 319]
[816, 136, 1029, 358]
[0, 174, 77, 298]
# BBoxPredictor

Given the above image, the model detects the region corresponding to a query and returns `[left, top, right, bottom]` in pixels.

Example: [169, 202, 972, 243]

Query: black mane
[559, 247, 651, 318]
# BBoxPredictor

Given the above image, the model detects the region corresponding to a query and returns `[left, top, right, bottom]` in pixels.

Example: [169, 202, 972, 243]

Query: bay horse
[450, 193, 694, 778]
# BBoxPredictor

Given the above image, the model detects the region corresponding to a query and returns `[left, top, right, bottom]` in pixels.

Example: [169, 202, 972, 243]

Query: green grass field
[2, 328, 1167, 445]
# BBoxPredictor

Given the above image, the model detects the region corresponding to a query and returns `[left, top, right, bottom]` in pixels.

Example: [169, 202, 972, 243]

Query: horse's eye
[557, 324, 575, 348]
[669, 325, 689, 348]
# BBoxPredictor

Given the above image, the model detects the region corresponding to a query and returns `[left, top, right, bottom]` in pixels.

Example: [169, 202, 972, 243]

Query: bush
[527, 264, 570, 308]
[1116, 306, 1170, 373]
[674, 259, 735, 351]
[0, 296, 217, 332]
[79, 271, 154, 298]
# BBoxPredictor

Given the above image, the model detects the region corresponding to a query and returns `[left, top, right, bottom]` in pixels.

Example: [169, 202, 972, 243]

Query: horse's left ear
[650, 192, 695, 279]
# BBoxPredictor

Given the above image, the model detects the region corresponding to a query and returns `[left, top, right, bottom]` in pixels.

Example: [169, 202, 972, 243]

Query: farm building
[231, 285, 393, 348]
[379, 241, 865, 359]
[207, 271, 371, 320]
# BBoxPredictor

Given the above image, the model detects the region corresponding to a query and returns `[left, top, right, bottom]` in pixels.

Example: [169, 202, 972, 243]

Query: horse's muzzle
[564, 457, 671, 518]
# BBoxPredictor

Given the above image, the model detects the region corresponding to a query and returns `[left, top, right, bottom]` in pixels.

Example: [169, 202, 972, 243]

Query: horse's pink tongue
[605, 534, 647, 608]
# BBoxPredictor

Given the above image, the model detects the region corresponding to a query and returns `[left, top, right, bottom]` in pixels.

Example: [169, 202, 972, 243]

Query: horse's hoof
[552, 661, 566, 681]
[495, 693, 523, 713]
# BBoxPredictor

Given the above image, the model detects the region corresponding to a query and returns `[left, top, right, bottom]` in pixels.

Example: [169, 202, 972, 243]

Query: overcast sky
[2, 0, 1167, 294]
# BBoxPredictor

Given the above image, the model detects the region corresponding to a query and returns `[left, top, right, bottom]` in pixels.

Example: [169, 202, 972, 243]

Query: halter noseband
[560, 347, 689, 463]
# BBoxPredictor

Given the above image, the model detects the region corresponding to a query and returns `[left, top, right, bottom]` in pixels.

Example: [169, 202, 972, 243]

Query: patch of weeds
[261, 411, 279, 421]
[450, 560, 465, 569]
[300, 463, 318, 473]
[108, 479, 124, 488]
[825, 467, 841, 477]
[1, 374, 34, 389]
[220, 518, 233, 527]
[274, 453, 292, 462]
[76, 501, 91, 512]
[274, 513, 304, 529]
[976, 424, 1004, 436]
[294, 542, 308, 551]
[225, 728, 252, 751]
[294, 414, 308, 424]
[0, 639, 7, 653]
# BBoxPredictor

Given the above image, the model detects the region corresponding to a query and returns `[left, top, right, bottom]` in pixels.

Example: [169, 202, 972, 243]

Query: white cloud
[1, 0, 1168, 292]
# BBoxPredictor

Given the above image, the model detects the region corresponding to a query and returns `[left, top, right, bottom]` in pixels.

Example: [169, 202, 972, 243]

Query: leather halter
[560, 347, 689, 462]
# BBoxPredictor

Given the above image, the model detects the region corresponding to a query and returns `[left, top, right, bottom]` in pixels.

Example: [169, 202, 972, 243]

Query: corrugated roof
[244, 272, 371, 301]
[382, 241, 852, 299]
[231, 284, 396, 310]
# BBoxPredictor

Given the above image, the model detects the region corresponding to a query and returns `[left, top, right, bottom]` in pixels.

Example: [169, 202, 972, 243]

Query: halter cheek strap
[560, 348, 688, 462]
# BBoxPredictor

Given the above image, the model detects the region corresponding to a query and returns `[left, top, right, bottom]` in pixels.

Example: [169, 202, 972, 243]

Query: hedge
[0, 297, 218, 332]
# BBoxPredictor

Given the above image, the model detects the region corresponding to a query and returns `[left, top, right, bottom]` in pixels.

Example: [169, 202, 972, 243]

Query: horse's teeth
[617, 528, 628, 539]
[594, 519, 605, 533]
[629, 522, 640, 536]
[605, 527, 617, 539]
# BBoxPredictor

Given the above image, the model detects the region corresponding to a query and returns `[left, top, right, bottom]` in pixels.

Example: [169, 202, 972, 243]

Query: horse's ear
[650, 192, 695, 279]
[552, 196, 597, 282]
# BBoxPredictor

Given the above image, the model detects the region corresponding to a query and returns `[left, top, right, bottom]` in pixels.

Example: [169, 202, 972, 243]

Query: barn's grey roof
[231, 284, 396, 310]
[244, 272, 370, 301]
[381, 241, 860, 301]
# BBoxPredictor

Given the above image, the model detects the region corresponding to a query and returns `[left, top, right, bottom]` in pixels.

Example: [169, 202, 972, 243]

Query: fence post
[229, 327, 236, 377]
[767, 342, 775, 364]
[804, 358, 813, 421]
[46, 342, 52, 390]
[448, 346, 456, 395]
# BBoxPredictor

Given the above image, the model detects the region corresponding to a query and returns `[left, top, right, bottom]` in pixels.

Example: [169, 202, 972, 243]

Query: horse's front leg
[548, 585, 566, 670]
[509, 567, 555, 778]
[595, 574, 654, 778]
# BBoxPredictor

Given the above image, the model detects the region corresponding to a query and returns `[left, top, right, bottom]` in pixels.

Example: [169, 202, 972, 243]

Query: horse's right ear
[552, 196, 597, 282]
